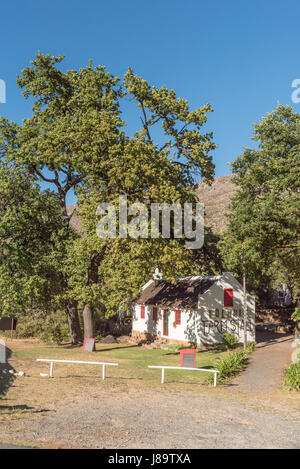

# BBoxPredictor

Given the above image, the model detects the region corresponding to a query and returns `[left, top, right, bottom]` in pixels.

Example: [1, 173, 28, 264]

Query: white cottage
[132, 272, 255, 345]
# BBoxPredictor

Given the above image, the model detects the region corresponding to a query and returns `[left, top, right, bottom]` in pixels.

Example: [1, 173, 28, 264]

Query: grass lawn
[0, 337, 230, 423]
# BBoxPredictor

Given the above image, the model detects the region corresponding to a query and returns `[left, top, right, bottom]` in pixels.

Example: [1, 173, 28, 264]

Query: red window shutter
[153, 306, 158, 322]
[140, 305, 145, 319]
[224, 289, 233, 307]
[175, 309, 181, 325]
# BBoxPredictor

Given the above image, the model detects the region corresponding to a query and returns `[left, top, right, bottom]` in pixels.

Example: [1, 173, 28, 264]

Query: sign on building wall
[201, 317, 254, 337]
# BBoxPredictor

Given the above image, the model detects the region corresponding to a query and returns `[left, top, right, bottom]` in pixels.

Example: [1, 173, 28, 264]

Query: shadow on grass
[95, 344, 139, 353]
[60, 343, 139, 353]
[160, 380, 208, 386]
[0, 404, 53, 414]
[165, 346, 226, 356]
[51, 375, 144, 381]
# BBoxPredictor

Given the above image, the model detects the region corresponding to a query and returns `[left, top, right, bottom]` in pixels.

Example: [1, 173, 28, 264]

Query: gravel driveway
[0, 386, 298, 449]
[1, 333, 299, 449]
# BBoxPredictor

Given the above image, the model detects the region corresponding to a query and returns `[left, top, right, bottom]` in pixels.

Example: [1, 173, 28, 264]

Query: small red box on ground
[180, 349, 196, 368]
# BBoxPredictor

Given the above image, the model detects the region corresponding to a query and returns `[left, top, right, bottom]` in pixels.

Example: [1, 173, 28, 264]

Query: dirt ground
[0, 333, 299, 449]
[0, 385, 299, 449]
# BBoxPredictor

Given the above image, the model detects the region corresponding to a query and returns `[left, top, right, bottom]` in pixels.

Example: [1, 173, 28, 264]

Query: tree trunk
[83, 305, 95, 338]
[82, 248, 107, 339]
[66, 299, 83, 345]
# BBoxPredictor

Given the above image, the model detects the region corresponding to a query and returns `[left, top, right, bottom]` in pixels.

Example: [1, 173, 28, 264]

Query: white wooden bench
[36, 359, 118, 379]
[148, 365, 220, 386]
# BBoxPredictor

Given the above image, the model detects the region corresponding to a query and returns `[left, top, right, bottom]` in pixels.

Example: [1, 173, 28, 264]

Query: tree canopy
[221, 104, 300, 303]
[0, 53, 218, 341]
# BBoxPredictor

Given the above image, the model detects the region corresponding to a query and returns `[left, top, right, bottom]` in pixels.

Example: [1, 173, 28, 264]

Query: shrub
[291, 308, 300, 323]
[14, 310, 70, 345]
[207, 349, 250, 384]
[245, 342, 256, 354]
[222, 332, 239, 349]
[39, 312, 70, 345]
[13, 311, 45, 338]
[284, 363, 300, 391]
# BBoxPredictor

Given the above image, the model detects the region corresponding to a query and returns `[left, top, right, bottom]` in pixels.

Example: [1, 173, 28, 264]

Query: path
[231, 332, 294, 396]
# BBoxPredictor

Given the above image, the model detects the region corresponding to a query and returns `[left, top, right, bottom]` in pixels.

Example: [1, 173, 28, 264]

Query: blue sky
[1, 0, 300, 203]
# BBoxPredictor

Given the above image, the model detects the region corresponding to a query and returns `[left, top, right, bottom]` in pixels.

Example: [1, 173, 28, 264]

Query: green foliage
[0, 52, 218, 338]
[12, 311, 46, 338]
[15, 310, 70, 344]
[213, 350, 247, 382]
[207, 346, 255, 384]
[60, 59, 218, 318]
[284, 363, 300, 391]
[40, 312, 70, 345]
[291, 308, 300, 323]
[222, 332, 239, 349]
[0, 161, 71, 317]
[245, 342, 256, 354]
[220, 104, 300, 302]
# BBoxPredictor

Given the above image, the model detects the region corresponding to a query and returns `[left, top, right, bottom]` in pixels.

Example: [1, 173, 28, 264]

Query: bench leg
[102, 364, 106, 380]
[50, 361, 54, 378]
[161, 368, 165, 384]
[214, 372, 217, 387]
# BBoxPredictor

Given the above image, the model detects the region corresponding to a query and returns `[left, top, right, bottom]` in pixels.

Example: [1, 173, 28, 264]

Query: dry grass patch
[0, 337, 228, 425]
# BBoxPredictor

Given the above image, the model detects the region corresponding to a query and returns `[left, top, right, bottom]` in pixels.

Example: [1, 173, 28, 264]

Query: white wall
[133, 304, 193, 342]
[132, 273, 256, 344]
[196, 272, 255, 344]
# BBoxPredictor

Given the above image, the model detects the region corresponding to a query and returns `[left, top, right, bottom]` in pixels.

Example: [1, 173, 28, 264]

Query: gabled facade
[132, 272, 255, 345]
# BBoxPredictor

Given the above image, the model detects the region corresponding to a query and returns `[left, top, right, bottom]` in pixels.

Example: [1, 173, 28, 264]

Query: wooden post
[10, 318, 13, 340]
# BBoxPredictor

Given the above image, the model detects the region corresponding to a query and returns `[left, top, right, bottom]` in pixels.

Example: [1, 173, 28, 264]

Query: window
[224, 288, 233, 307]
[152, 306, 158, 322]
[140, 305, 145, 319]
[175, 309, 181, 325]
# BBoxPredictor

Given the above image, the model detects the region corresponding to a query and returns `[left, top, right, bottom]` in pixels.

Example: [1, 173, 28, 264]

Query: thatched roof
[135, 277, 218, 310]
